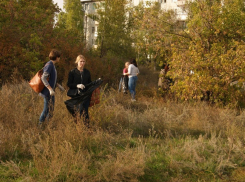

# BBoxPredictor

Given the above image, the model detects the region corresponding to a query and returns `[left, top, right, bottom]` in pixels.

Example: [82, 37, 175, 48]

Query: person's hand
[49, 88, 55, 96]
[57, 84, 65, 92]
[77, 84, 85, 90]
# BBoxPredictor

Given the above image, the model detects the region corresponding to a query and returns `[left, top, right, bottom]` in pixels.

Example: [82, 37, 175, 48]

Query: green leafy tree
[96, 0, 135, 58]
[57, 0, 84, 42]
[132, 2, 186, 70]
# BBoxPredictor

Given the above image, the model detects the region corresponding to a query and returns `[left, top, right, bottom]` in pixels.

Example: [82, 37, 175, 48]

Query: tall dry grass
[1, 67, 245, 181]
[0, 81, 146, 182]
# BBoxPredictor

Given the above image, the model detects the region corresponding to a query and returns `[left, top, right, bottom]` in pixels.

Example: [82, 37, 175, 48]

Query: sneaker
[131, 99, 136, 102]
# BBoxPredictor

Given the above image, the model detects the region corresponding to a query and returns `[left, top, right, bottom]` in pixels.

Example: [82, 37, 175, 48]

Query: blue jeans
[39, 96, 55, 123]
[128, 76, 138, 99]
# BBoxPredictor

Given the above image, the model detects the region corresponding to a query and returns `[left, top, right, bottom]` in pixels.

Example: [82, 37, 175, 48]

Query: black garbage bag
[122, 76, 128, 93]
[65, 78, 103, 115]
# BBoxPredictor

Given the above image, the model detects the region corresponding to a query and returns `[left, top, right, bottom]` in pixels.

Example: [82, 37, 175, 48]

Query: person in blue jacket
[39, 49, 62, 125]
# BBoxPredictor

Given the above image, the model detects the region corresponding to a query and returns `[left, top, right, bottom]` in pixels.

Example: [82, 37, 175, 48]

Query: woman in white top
[127, 59, 140, 101]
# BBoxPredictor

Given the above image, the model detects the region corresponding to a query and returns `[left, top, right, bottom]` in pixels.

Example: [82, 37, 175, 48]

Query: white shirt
[128, 64, 139, 78]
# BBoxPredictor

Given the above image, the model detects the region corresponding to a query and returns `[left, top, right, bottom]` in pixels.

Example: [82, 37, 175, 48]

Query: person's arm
[56, 83, 65, 91]
[41, 64, 55, 95]
[123, 68, 129, 75]
[41, 72, 50, 88]
[137, 67, 140, 75]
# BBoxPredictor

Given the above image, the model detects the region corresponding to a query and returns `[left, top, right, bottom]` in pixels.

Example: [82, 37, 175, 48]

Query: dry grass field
[1, 67, 245, 181]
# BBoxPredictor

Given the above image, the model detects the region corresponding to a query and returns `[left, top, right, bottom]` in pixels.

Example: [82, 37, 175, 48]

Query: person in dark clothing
[67, 55, 92, 126]
[65, 78, 103, 116]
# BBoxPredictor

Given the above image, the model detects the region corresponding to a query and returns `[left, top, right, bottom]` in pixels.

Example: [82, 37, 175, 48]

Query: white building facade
[81, 0, 187, 48]
[81, 0, 99, 48]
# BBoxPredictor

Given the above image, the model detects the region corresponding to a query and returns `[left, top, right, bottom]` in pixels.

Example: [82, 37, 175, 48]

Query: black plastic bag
[64, 78, 103, 115]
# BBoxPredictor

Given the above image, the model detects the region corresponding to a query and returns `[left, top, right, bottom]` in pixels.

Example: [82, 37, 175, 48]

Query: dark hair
[49, 49, 61, 61]
[130, 58, 138, 67]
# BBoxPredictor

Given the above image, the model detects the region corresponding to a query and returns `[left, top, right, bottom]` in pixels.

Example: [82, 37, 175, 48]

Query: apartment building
[160, 0, 187, 21]
[81, 0, 187, 48]
[81, 0, 99, 48]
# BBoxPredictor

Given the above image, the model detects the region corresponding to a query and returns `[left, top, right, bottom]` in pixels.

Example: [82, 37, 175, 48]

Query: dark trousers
[73, 98, 90, 126]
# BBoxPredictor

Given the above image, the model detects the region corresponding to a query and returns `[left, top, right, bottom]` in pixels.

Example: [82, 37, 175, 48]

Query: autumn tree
[133, 0, 245, 105]
[168, 0, 245, 105]
[0, 0, 59, 84]
[0, 0, 88, 85]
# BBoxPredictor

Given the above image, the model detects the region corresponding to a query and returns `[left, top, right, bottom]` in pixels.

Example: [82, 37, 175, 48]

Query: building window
[91, 15, 96, 21]
[164, 0, 166, 3]
[92, 27, 95, 33]
[84, 4, 88, 10]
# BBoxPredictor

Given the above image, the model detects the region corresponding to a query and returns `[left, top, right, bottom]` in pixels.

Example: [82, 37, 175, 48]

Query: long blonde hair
[75, 55, 86, 64]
